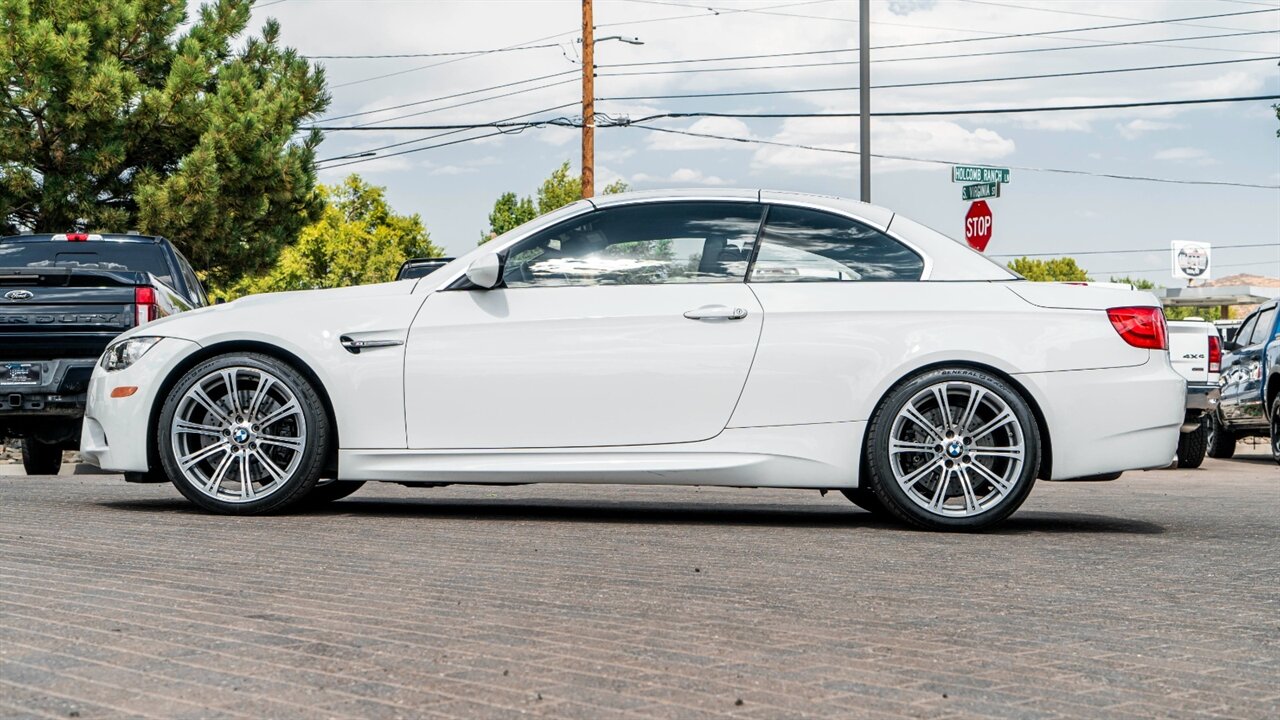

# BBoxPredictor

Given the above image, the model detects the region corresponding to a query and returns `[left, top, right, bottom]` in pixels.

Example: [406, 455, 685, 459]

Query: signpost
[965, 201, 993, 252]
[952, 165, 1009, 252]
[961, 182, 1000, 201]
[952, 165, 1010, 184]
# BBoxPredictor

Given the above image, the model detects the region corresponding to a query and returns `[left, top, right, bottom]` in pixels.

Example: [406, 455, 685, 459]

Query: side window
[501, 202, 763, 288]
[1235, 315, 1257, 347]
[750, 205, 924, 282]
[174, 248, 208, 306]
[1248, 307, 1275, 345]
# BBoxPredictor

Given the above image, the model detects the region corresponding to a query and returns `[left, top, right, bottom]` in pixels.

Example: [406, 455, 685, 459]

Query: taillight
[65, 232, 89, 242]
[1207, 334, 1222, 373]
[134, 286, 159, 326]
[1107, 306, 1168, 350]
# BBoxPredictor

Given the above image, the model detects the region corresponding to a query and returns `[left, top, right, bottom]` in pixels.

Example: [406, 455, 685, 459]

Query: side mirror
[464, 252, 503, 290]
[1222, 340, 1239, 353]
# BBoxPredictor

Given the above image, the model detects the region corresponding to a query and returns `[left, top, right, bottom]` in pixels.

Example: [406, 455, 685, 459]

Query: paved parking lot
[1, 450, 1277, 719]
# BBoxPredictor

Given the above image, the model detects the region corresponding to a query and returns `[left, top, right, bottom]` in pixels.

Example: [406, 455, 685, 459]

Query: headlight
[101, 337, 162, 372]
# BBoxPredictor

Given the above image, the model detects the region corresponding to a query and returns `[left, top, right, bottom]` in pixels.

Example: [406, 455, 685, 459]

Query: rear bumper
[1016, 358, 1184, 481]
[1185, 382, 1220, 412]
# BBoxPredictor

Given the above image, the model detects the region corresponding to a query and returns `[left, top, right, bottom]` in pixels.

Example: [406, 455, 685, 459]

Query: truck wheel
[21, 440, 63, 476]
[1205, 413, 1236, 459]
[1270, 397, 1280, 466]
[1176, 423, 1208, 469]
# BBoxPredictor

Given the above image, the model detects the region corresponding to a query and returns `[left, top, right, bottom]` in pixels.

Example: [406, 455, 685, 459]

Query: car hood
[124, 281, 416, 341]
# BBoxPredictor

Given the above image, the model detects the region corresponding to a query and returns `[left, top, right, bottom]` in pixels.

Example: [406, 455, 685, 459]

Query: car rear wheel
[1176, 422, 1208, 469]
[1205, 412, 1236, 459]
[21, 440, 62, 476]
[864, 368, 1040, 531]
[157, 353, 331, 515]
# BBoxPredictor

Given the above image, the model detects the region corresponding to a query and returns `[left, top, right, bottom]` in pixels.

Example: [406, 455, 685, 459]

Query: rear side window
[1248, 307, 1276, 345]
[749, 206, 924, 282]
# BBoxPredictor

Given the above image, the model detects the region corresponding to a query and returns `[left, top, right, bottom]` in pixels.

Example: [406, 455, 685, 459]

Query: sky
[239, 0, 1279, 284]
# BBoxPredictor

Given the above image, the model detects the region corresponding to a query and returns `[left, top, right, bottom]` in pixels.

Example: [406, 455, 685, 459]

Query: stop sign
[964, 201, 993, 252]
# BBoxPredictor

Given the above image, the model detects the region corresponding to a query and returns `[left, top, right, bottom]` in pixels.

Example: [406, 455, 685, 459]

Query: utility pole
[859, 0, 870, 203]
[581, 0, 595, 199]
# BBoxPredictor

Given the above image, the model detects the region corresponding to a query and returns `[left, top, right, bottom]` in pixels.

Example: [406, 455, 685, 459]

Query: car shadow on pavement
[99, 497, 1165, 534]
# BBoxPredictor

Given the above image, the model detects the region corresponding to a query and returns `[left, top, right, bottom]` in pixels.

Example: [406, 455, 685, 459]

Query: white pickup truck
[1167, 319, 1223, 468]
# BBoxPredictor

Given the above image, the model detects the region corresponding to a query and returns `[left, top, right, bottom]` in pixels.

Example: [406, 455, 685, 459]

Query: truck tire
[1270, 396, 1280, 466]
[21, 441, 63, 476]
[1205, 413, 1236, 460]
[1176, 423, 1208, 469]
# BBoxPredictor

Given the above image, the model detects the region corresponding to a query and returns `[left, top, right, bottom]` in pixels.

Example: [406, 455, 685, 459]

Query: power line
[955, 0, 1260, 33]
[597, 29, 1279, 78]
[330, 29, 578, 89]
[597, 56, 1279, 102]
[346, 77, 579, 128]
[305, 43, 563, 60]
[619, 94, 1280, 121]
[989, 243, 1280, 258]
[595, 0, 841, 29]
[317, 126, 544, 171]
[318, 70, 577, 124]
[1091, 260, 1277, 275]
[618, 125, 1280, 190]
[314, 102, 579, 163]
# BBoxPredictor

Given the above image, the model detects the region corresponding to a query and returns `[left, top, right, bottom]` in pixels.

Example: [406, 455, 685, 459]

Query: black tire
[840, 486, 889, 516]
[302, 480, 365, 506]
[864, 367, 1041, 532]
[1205, 412, 1236, 459]
[157, 353, 331, 515]
[21, 440, 63, 476]
[1176, 422, 1208, 469]
[1270, 396, 1280, 466]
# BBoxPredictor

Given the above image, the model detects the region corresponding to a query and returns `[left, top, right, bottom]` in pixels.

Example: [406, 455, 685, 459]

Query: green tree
[1108, 276, 1222, 320]
[1006, 256, 1091, 282]
[480, 161, 629, 244]
[218, 175, 440, 299]
[0, 0, 329, 285]
[1109, 276, 1157, 290]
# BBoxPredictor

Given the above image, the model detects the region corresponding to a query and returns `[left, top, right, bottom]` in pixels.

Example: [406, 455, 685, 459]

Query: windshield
[0, 241, 173, 285]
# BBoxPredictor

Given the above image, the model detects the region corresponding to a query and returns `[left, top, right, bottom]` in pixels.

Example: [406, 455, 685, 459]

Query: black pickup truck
[0, 233, 207, 474]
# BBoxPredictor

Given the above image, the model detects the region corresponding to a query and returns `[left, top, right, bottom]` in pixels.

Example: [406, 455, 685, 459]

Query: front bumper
[79, 337, 200, 473]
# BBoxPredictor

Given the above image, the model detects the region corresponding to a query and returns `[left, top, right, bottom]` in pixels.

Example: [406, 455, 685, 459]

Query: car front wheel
[1205, 412, 1236, 459]
[863, 368, 1040, 531]
[157, 353, 331, 514]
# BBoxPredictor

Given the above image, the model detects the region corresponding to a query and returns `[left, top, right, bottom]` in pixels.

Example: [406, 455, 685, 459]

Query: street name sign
[961, 182, 1000, 201]
[952, 166, 1011, 183]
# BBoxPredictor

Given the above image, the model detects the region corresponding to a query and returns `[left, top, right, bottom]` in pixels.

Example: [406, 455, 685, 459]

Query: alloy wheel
[169, 366, 307, 503]
[887, 380, 1025, 518]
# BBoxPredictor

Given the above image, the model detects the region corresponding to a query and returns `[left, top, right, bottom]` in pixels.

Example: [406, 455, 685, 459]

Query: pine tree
[0, 0, 329, 284]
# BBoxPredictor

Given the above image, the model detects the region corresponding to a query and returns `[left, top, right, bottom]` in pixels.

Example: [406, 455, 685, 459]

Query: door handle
[683, 305, 748, 321]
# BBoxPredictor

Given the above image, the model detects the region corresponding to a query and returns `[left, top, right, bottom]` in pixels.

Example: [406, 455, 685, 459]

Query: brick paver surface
[1, 451, 1277, 719]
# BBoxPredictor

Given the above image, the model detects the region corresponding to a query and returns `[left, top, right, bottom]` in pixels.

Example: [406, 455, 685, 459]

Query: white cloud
[632, 168, 731, 186]
[1153, 147, 1217, 165]
[1117, 119, 1178, 140]
[645, 117, 755, 151]
[749, 118, 1014, 176]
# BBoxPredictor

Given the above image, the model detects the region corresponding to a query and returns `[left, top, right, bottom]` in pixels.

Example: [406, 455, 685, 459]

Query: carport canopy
[1155, 284, 1278, 307]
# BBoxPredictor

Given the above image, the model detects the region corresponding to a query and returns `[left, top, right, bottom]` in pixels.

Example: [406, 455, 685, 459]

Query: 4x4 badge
[4, 290, 34, 300]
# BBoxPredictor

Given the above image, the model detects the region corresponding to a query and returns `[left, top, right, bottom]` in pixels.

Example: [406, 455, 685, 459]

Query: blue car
[1207, 296, 1280, 464]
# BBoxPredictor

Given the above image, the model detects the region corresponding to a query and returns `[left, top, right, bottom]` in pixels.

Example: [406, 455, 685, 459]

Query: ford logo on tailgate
[4, 290, 33, 300]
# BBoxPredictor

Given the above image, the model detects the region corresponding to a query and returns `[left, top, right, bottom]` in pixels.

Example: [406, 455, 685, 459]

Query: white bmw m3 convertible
[81, 190, 1184, 530]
